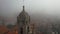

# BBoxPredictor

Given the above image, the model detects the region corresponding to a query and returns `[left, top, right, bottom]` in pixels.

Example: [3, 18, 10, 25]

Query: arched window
[20, 28, 23, 34]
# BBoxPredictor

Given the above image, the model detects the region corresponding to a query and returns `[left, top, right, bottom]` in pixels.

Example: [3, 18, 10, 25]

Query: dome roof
[18, 6, 29, 17]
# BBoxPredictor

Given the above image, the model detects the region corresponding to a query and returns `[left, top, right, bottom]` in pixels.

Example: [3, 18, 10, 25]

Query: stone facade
[29, 24, 35, 34]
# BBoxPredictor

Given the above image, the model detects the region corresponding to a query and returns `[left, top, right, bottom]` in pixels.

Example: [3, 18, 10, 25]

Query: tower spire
[23, 5, 25, 11]
[22, 0, 25, 11]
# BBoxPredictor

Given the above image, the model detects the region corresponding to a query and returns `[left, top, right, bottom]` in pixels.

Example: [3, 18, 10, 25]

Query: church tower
[17, 6, 30, 34]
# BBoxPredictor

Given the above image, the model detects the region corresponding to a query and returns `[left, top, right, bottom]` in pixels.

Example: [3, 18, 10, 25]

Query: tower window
[27, 26, 29, 32]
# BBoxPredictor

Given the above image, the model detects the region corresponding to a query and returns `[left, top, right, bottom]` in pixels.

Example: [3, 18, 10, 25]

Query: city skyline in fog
[0, 0, 60, 25]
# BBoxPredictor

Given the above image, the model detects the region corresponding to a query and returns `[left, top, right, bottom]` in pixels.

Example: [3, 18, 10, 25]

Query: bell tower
[17, 5, 30, 34]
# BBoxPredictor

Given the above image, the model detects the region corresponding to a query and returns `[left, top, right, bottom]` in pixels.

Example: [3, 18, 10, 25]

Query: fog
[0, 0, 60, 25]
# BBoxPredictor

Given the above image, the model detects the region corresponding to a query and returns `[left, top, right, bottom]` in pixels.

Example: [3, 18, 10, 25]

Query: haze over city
[0, 0, 60, 25]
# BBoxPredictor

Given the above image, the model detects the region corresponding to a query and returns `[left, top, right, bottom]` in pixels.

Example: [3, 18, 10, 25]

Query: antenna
[22, 0, 25, 11]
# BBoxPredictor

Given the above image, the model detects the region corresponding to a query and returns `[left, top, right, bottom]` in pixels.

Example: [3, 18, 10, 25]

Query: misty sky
[0, 0, 60, 25]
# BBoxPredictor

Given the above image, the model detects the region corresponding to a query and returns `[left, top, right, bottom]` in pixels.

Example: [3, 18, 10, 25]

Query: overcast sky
[0, 0, 60, 25]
